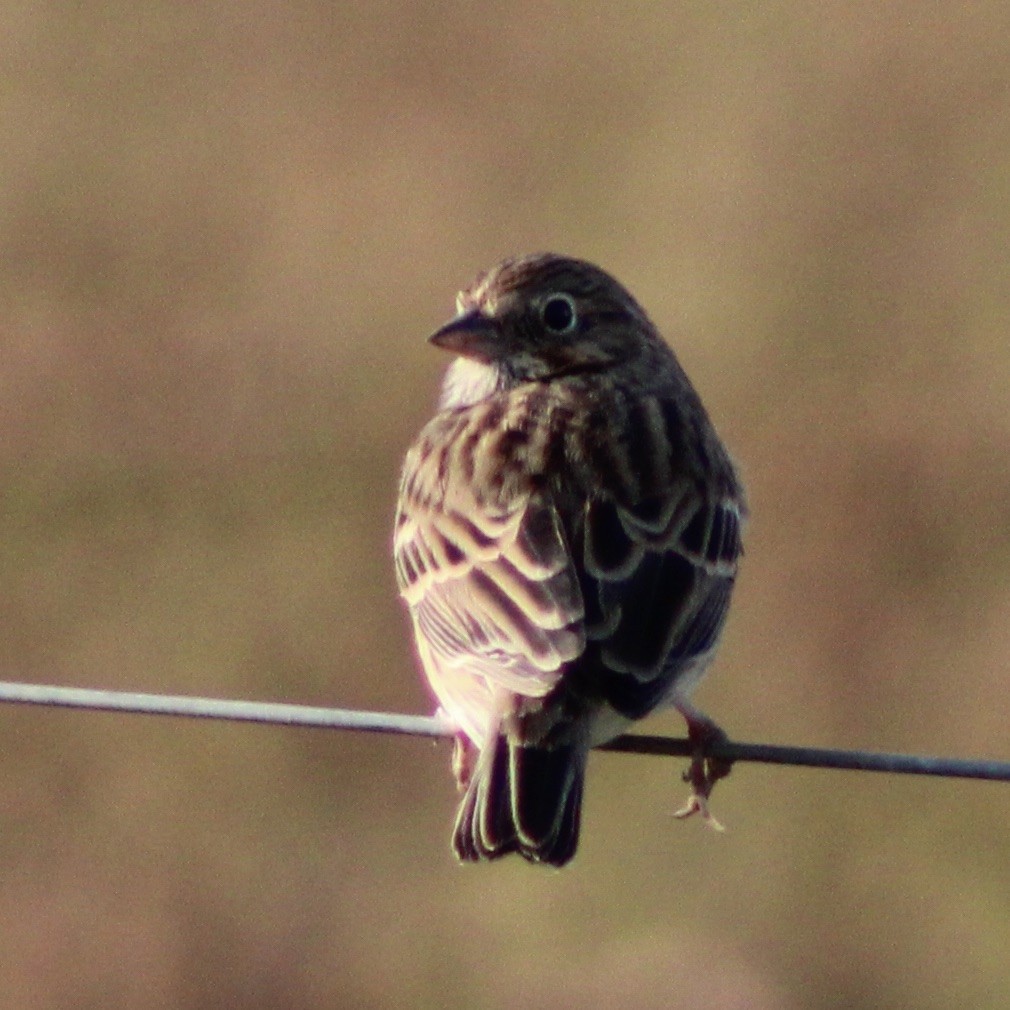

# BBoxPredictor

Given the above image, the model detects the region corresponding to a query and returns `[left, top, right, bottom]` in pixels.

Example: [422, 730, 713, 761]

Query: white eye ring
[539, 293, 578, 334]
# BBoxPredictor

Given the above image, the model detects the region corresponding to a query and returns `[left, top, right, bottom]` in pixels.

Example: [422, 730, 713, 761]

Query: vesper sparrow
[395, 254, 746, 866]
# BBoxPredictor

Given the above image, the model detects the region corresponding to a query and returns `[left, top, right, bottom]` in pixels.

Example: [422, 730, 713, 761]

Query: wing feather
[396, 386, 746, 742]
[575, 481, 745, 720]
[395, 450, 586, 744]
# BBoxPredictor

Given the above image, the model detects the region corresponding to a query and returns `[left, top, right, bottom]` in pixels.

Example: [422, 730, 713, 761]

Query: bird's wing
[576, 481, 746, 719]
[395, 466, 585, 740]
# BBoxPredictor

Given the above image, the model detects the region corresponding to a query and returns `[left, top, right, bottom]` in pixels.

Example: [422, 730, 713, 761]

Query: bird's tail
[452, 737, 586, 867]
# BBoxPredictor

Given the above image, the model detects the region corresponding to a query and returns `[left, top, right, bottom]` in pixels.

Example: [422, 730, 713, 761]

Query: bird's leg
[672, 703, 733, 830]
[451, 734, 477, 792]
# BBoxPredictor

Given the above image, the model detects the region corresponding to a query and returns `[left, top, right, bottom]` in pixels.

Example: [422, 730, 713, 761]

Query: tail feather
[452, 737, 586, 867]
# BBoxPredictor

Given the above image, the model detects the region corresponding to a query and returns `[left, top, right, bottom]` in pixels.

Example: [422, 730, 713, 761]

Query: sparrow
[394, 253, 746, 866]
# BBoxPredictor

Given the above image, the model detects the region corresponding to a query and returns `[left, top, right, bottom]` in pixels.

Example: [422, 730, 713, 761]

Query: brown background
[3, 4, 1010, 1008]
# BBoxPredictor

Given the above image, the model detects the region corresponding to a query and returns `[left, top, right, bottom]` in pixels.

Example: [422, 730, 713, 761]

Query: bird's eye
[540, 293, 578, 334]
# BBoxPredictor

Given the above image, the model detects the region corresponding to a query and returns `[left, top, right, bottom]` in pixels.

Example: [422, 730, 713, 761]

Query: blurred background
[2, 3, 1010, 1008]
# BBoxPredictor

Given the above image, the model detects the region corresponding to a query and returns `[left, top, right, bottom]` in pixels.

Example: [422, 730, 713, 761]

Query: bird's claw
[673, 714, 733, 830]
[673, 754, 727, 830]
[452, 735, 476, 792]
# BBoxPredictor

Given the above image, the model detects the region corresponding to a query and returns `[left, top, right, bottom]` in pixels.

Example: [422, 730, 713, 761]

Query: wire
[599, 736, 1010, 781]
[1, 679, 1008, 783]
[0, 680, 450, 737]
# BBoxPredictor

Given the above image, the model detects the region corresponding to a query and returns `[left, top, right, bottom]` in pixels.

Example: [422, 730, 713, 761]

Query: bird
[394, 253, 746, 867]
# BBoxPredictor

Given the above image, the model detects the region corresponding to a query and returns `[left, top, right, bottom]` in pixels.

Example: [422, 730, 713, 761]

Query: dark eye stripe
[581, 307, 634, 327]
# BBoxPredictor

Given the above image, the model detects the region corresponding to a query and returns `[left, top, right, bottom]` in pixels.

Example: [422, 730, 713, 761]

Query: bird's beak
[428, 309, 501, 360]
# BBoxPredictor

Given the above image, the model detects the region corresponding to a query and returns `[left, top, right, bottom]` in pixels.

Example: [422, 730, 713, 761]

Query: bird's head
[429, 253, 661, 387]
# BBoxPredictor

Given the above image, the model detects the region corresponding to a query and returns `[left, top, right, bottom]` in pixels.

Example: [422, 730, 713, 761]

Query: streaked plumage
[395, 253, 746, 866]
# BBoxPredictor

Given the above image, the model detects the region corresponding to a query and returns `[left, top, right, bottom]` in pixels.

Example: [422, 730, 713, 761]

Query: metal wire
[1, 679, 1009, 782]
[0, 680, 451, 737]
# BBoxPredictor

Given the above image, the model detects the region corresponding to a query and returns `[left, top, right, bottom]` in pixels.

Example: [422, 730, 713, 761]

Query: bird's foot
[672, 711, 732, 831]
[451, 734, 477, 792]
